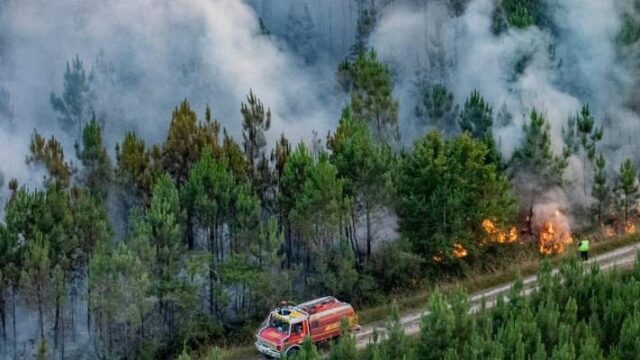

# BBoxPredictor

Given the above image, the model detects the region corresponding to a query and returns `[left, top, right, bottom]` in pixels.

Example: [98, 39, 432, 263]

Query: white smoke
[370, 0, 639, 214]
[0, 0, 344, 194]
[0, 0, 346, 353]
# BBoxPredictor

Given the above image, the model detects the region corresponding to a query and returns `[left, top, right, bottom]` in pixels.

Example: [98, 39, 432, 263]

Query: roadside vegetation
[286, 254, 640, 360]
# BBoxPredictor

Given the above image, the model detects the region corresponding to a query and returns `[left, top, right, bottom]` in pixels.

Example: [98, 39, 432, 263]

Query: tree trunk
[70, 286, 76, 341]
[186, 211, 195, 250]
[12, 286, 16, 355]
[38, 294, 44, 340]
[242, 283, 246, 310]
[54, 297, 60, 350]
[351, 214, 360, 262]
[365, 203, 372, 259]
[624, 193, 629, 226]
[140, 312, 145, 339]
[0, 294, 5, 341]
[209, 227, 216, 316]
[286, 221, 292, 269]
[87, 265, 91, 334]
[60, 302, 65, 360]
[305, 241, 310, 286]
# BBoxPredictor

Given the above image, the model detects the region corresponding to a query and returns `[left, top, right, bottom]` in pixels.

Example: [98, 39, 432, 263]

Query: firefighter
[578, 238, 590, 261]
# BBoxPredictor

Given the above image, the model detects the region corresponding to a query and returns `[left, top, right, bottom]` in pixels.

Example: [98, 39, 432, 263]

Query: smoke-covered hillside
[1, 0, 639, 204]
[2, 0, 640, 358]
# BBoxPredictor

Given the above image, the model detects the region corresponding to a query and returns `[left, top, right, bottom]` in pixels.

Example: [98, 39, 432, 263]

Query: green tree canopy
[615, 158, 639, 226]
[397, 132, 516, 268]
[338, 49, 400, 145]
[50, 55, 94, 140]
[76, 116, 112, 199]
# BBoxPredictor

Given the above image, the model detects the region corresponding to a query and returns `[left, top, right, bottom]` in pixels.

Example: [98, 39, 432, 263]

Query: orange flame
[539, 221, 572, 255]
[453, 243, 468, 258]
[604, 226, 615, 238]
[625, 222, 636, 234]
[432, 243, 468, 262]
[482, 219, 518, 244]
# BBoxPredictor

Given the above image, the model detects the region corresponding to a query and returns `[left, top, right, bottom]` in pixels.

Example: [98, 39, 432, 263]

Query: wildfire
[482, 219, 518, 244]
[533, 204, 573, 255]
[538, 221, 572, 255]
[604, 226, 615, 237]
[453, 243, 468, 258]
[603, 221, 636, 237]
[625, 222, 636, 234]
[432, 243, 468, 262]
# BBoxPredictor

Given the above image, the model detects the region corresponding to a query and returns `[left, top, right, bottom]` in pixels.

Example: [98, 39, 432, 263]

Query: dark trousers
[580, 251, 589, 261]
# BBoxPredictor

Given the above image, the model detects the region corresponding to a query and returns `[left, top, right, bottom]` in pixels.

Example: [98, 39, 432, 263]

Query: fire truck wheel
[284, 346, 300, 359]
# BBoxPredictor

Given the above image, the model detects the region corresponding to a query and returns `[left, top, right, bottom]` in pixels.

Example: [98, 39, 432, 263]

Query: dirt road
[246, 242, 640, 358]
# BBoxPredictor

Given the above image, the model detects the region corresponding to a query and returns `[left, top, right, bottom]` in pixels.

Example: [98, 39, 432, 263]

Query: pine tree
[415, 83, 458, 131]
[511, 109, 567, 223]
[458, 90, 501, 167]
[205, 347, 223, 360]
[495, 0, 548, 30]
[575, 105, 603, 161]
[146, 175, 184, 321]
[618, 311, 640, 358]
[397, 132, 516, 267]
[563, 104, 604, 198]
[240, 90, 272, 205]
[615, 159, 639, 227]
[350, 2, 377, 58]
[50, 55, 94, 140]
[450, 287, 472, 351]
[163, 101, 220, 248]
[221, 129, 248, 181]
[182, 152, 234, 316]
[418, 290, 455, 360]
[280, 142, 314, 268]
[592, 153, 608, 224]
[20, 234, 50, 340]
[511, 109, 567, 186]
[162, 100, 220, 185]
[76, 116, 112, 199]
[27, 132, 74, 188]
[293, 336, 322, 360]
[177, 348, 192, 360]
[328, 107, 394, 260]
[577, 330, 604, 360]
[383, 300, 409, 359]
[459, 90, 493, 140]
[52, 264, 65, 358]
[289, 153, 345, 291]
[339, 49, 400, 145]
[329, 318, 358, 360]
[115, 131, 157, 206]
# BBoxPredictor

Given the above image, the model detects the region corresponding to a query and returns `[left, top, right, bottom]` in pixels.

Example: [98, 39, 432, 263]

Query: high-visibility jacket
[579, 240, 590, 252]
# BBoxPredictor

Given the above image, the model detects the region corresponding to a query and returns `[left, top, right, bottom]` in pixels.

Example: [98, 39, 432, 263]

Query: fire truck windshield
[268, 316, 290, 334]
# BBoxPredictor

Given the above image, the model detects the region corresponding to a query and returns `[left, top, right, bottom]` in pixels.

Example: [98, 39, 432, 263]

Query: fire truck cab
[255, 296, 359, 359]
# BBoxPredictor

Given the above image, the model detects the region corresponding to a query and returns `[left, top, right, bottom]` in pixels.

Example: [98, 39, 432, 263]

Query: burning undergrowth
[482, 219, 519, 245]
[531, 203, 573, 255]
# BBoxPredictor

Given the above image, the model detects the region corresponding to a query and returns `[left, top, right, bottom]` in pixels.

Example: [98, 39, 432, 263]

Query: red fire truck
[255, 296, 359, 358]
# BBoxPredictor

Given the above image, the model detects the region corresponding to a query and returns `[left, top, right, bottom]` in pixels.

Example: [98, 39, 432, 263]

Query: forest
[302, 257, 640, 360]
[1, 0, 640, 359]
